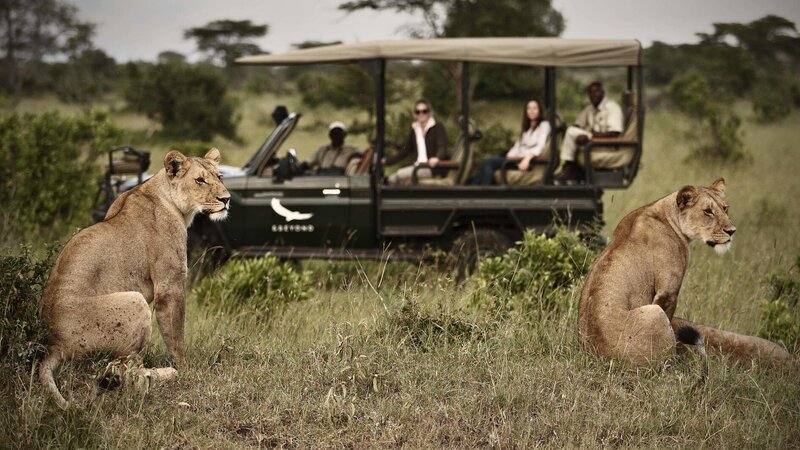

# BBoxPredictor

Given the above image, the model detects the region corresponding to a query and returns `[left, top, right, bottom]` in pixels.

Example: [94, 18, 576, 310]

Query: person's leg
[474, 156, 507, 185]
[560, 126, 590, 163]
[557, 127, 591, 184]
[388, 165, 414, 186]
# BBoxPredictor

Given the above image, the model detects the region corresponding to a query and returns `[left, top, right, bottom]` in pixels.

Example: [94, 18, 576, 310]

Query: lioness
[40, 148, 230, 408]
[578, 179, 793, 369]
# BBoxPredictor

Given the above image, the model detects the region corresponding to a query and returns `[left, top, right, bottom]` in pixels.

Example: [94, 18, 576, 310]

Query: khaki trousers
[560, 126, 592, 162]
[388, 165, 433, 186]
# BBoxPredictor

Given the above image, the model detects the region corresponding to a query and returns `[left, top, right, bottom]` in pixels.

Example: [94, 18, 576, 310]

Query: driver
[304, 121, 361, 175]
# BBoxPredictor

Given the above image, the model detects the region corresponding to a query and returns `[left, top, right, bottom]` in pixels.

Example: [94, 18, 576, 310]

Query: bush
[751, 77, 795, 123]
[758, 256, 800, 353]
[667, 72, 747, 163]
[475, 227, 597, 313]
[0, 111, 121, 243]
[125, 61, 239, 141]
[0, 246, 58, 372]
[193, 255, 311, 320]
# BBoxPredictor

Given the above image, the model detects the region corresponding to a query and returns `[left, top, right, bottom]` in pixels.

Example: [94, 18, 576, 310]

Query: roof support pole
[374, 59, 386, 241]
[461, 62, 470, 169]
[544, 66, 557, 185]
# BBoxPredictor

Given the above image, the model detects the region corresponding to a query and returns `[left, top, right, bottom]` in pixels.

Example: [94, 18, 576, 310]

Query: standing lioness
[40, 148, 230, 408]
[578, 179, 793, 368]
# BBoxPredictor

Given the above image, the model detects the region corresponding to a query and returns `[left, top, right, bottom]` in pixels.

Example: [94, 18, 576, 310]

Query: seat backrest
[621, 90, 638, 139]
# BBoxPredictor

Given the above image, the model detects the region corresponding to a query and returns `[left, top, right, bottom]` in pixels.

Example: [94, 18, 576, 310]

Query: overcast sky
[73, 0, 800, 62]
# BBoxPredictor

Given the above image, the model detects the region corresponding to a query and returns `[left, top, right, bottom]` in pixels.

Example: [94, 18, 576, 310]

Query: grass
[2, 93, 800, 448]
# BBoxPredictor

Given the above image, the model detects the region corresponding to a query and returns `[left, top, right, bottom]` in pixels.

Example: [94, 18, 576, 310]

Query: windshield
[242, 113, 300, 173]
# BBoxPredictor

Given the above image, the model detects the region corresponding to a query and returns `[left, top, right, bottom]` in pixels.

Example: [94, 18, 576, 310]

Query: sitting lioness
[578, 179, 793, 369]
[40, 148, 230, 408]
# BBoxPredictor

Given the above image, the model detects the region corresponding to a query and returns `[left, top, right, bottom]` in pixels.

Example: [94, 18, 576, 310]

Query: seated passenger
[382, 99, 449, 186]
[555, 81, 623, 185]
[470, 99, 550, 185]
[305, 121, 361, 176]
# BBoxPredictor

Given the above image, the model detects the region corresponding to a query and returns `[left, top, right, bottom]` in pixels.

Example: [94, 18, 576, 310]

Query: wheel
[449, 228, 514, 282]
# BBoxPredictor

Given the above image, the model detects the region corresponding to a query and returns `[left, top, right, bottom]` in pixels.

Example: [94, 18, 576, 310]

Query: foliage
[194, 255, 312, 320]
[297, 65, 375, 114]
[0, 111, 121, 242]
[645, 15, 800, 121]
[183, 19, 268, 68]
[52, 49, 118, 105]
[667, 71, 746, 162]
[0, 0, 95, 97]
[758, 256, 800, 353]
[124, 61, 239, 141]
[475, 227, 597, 313]
[0, 246, 58, 372]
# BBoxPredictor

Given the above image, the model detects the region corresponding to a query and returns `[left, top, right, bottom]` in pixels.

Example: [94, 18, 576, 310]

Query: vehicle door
[238, 115, 353, 250]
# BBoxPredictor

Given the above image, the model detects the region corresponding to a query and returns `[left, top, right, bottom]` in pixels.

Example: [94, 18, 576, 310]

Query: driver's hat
[328, 121, 347, 132]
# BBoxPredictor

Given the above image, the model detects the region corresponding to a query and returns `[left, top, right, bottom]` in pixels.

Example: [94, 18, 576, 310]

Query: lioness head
[163, 148, 230, 224]
[676, 178, 736, 254]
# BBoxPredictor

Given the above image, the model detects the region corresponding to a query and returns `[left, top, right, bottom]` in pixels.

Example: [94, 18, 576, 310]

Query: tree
[0, 0, 94, 98]
[53, 48, 117, 105]
[157, 50, 186, 65]
[183, 19, 268, 68]
[125, 62, 239, 141]
[339, 0, 564, 113]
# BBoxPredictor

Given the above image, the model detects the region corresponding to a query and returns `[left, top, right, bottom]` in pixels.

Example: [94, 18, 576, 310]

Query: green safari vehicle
[102, 38, 646, 268]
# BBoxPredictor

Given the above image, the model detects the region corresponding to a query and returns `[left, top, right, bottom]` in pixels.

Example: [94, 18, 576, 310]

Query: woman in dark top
[383, 99, 449, 185]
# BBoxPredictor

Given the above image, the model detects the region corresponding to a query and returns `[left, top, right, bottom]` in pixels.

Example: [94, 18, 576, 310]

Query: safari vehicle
[98, 38, 645, 266]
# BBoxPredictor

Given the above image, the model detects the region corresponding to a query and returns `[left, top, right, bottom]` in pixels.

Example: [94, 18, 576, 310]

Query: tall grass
[1, 100, 799, 448]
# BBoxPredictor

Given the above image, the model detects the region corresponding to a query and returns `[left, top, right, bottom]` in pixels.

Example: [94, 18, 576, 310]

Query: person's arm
[384, 128, 414, 166]
[518, 122, 551, 171]
[433, 123, 448, 161]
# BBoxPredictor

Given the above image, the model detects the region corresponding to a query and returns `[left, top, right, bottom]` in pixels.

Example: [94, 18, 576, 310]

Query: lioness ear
[676, 185, 697, 210]
[164, 151, 189, 179]
[709, 178, 726, 198]
[204, 147, 221, 165]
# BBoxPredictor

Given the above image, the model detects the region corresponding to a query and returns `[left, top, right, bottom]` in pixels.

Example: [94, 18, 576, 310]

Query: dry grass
[2, 95, 800, 449]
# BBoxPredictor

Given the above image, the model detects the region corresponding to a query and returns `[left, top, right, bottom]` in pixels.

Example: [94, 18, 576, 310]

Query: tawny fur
[578, 179, 793, 368]
[39, 148, 230, 408]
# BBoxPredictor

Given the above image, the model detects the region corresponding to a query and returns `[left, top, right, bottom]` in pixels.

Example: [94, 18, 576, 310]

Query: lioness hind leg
[611, 305, 676, 366]
[41, 292, 152, 408]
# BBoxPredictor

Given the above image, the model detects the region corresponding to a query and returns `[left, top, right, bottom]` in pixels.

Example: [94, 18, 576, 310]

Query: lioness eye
[195, 177, 205, 184]
[703, 208, 713, 215]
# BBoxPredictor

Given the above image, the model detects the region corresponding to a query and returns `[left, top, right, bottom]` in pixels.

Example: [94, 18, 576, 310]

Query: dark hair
[414, 99, 433, 114]
[520, 98, 545, 135]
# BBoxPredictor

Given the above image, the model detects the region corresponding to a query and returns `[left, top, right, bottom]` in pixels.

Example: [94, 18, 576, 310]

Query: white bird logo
[271, 198, 313, 222]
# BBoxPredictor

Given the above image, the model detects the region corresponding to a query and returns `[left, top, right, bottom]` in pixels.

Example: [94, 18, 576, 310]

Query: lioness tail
[676, 326, 708, 385]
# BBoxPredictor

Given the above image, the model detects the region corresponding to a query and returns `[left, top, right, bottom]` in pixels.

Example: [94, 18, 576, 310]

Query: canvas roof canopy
[236, 38, 641, 67]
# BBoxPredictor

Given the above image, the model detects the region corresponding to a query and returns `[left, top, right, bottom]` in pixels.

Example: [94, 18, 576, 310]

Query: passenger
[555, 81, 623, 185]
[305, 121, 361, 176]
[470, 99, 550, 185]
[382, 99, 449, 186]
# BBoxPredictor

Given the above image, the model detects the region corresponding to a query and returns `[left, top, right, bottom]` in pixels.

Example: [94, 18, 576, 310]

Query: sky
[73, 0, 800, 62]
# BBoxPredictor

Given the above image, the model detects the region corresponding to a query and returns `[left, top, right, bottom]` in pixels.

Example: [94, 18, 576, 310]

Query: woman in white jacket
[471, 99, 550, 185]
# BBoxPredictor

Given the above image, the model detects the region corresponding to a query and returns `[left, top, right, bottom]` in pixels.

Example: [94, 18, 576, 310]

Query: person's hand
[428, 157, 439, 167]
[381, 157, 387, 165]
[576, 134, 590, 145]
[518, 158, 530, 171]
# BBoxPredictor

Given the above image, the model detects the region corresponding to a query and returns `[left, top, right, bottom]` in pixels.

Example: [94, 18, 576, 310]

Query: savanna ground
[2, 90, 800, 448]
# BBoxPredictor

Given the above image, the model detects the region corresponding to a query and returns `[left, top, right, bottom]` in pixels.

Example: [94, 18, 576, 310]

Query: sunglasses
[415, 109, 429, 115]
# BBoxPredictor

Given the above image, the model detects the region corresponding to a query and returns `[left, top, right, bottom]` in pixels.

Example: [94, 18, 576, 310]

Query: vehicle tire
[449, 228, 514, 282]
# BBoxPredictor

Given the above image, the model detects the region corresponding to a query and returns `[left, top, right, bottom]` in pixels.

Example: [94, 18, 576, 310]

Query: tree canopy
[184, 19, 268, 67]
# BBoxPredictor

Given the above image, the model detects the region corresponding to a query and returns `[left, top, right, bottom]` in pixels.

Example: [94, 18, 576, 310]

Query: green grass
[2, 94, 800, 448]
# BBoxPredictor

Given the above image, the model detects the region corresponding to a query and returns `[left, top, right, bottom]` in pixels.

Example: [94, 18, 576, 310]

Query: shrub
[0, 246, 58, 372]
[193, 255, 311, 320]
[751, 77, 794, 123]
[758, 256, 800, 353]
[667, 71, 747, 162]
[475, 227, 597, 313]
[125, 61, 239, 141]
[0, 111, 121, 243]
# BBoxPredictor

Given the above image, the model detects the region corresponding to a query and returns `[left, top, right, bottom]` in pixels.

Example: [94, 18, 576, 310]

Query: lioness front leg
[153, 287, 186, 367]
